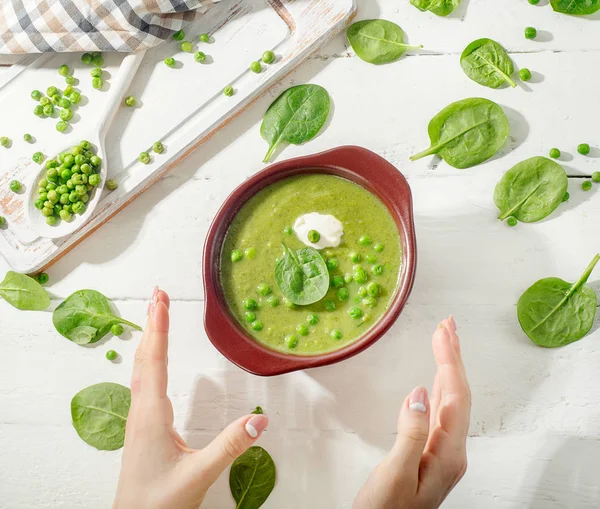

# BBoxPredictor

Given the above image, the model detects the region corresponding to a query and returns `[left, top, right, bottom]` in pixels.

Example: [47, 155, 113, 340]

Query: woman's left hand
[113, 288, 269, 509]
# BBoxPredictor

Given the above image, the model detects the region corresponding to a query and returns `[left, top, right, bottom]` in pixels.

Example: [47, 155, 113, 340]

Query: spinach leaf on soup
[494, 157, 568, 223]
[0, 271, 50, 311]
[346, 19, 422, 65]
[461, 39, 516, 89]
[410, 0, 460, 16]
[53, 289, 142, 345]
[551, 0, 600, 14]
[251, 406, 264, 415]
[230, 446, 276, 509]
[71, 382, 130, 450]
[518, 255, 600, 348]
[410, 98, 509, 169]
[260, 85, 330, 163]
[274, 244, 329, 305]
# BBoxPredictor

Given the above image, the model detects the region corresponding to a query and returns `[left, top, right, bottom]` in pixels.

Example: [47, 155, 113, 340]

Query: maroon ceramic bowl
[203, 146, 417, 376]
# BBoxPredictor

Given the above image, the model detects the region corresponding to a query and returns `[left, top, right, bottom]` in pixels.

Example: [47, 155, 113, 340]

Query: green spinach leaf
[410, 0, 460, 16]
[494, 157, 568, 223]
[274, 244, 329, 305]
[551, 0, 600, 14]
[260, 85, 330, 163]
[517, 255, 600, 348]
[410, 98, 510, 169]
[53, 289, 142, 345]
[346, 19, 422, 65]
[461, 38, 516, 89]
[0, 271, 50, 311]
[230, 446, 276, 509]
[71, 382, 130, 451]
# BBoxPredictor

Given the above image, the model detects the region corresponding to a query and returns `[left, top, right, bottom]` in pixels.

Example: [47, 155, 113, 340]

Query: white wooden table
[2, 1, 600, 507]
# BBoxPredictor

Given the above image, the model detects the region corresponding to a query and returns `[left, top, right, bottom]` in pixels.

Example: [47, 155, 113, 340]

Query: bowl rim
[202, 145, 417, 376]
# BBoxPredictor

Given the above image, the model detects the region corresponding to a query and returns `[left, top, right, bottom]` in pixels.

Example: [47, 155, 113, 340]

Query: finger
[388, 386, 430, 488]
[442, 317, 464, 374]
[429, 372, 441, 430]
[188, 414, 269, 488]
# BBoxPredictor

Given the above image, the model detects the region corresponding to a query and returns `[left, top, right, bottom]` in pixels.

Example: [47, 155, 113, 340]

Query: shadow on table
[523, 437, 600, 509]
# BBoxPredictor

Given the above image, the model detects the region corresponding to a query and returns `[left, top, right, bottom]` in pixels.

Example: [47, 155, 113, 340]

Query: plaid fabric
[0, 0, 222, 54]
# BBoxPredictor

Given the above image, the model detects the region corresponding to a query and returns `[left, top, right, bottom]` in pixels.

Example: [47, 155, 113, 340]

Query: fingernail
[409, 386, 428, 413]
[245, 414, 268, 438]
[148, 286, 159, 316]
[449, 315, 457, 332]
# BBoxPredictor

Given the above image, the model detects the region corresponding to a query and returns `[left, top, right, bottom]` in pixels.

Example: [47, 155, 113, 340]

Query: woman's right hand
[353, 318, 471, 509]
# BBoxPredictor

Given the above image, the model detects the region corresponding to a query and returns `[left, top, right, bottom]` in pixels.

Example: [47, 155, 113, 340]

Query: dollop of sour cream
[293, 212, 344, 249]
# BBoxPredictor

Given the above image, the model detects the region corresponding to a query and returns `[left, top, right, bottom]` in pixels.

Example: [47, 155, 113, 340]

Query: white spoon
[25, 51, 145, 239]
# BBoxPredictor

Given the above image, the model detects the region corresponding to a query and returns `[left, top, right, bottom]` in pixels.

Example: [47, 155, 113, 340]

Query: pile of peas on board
[33, 141, 102, 226]
[229, 232, 387, 350]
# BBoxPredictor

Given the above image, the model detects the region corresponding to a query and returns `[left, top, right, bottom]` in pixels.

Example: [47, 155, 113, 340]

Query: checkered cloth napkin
[0, 0, 221, 54]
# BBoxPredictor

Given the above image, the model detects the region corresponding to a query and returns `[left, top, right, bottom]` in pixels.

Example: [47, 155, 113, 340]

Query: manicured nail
[409, 386, 428, 413]
[148, 286, 159, 316]
[245, 414, 268, 438]
[449, 315, 457, 332]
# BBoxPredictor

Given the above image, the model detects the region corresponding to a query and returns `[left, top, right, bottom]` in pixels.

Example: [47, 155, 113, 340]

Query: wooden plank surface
[1, 0, 600, 507]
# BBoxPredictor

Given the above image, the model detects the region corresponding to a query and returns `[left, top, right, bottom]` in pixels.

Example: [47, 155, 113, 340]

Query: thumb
[189, 414, 269, 487]
[389, 386, 430, 485]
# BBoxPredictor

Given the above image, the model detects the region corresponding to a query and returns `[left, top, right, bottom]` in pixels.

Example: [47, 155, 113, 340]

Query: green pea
[308, 230, 320, 243]
[32, 152, 44, 164]
[57, 64, 69, 76]
[251, 320, 264, 331]
[337, 288, 349, 301]
[80, 163, 92, 175]
[36, 272, 49, 285]
[81, 193, 90, 204]
[173, 29, 185, 41]
[9, 180, 21, 193]
[42, 207, 54, 217]
[76, 184, 87, 196]
[582, 180, 592, 192]
[69, 191, 79, 203]
[326, 258, 338, 270]
[562, 192, 570, 202]
[578, 143, 591, 156]
[353, 266, 368, 284]
[89, 174, 101, 187]
[284, 298, 297, 309]
[223, 86, 235, 97]
[40, 96, 50, 106]
[73, 201, 86, 214]
[194, 51, 206, 63]
[34, 105, 45, 117]
[243, 298, 257, 311]
[199, 33, 210, 43]
[105, 179, 118, 191]
[359, 235, 372, 246]
[285, 334, 298, 349]
[519, 68, 532, 82]
[349, 252, 360, 263]
[91, 53, 104, 67]
[47, 86, 58, 97]
[60, 194, 70, 205]
[366, 282, 381, 296]
[43, 104, 55, 116]
[267, 296, 280, 307]
[250, 61, 262, 73]
[365, 254, 377, 264]
[56, 120, 69, 132]
[164, 57, 176, 67]
[31, 90, 42, 101]
[528, 0, 540, 4]
[549, 148, 561, 159]
[244, 311, 256, 323]
[331, 276, 345, 288]
[124, 95, 136, 107]
[51, 94, 61, 105]
[324, 300, 336, 312]
[92, 77, 103, 90]
[60, 108, 73, 121]
[306, 314, 319, 326]
[110, 324, 124, 337]
[244, 247, 256, 259]
[330, 329, 342, 340]
[373, 243, 384, 253]
[90, 67, 102, 78]
[46, 215, 58, 226]
[343, 273, 353, 284]
[296, 324, 309, 336]
[358, 286, 368, 298]
[372, 264, 384, 276]
[34, 199, 44, 210]
[72, 173, 83, 185]
[70, 91, 82, 104]
[231, 249, 243, 262]
[283, 226, 292, 235]
[257, 283, 272, 296]
[362, 297, 377, 308]
[507, 216, 518, 227]
[90, 155, 101, 167]
[262, 50, 276, 64]
[592, 172, 600, 183]
[65, 75, 75, 85]
[81, 53, 92, 65]
[349, 307, 363, 319]
[524, 27, 537, 39]
[180, 41, 193, 52]
[106, 350, 118, 361]
[22, 133, 32, 143]
[139, 151, 151, 164]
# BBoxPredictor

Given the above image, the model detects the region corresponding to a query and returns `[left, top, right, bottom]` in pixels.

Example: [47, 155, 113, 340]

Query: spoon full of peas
[25, 52, 145, 239]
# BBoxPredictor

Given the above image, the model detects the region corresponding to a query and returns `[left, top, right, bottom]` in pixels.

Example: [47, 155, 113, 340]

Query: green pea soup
[220, 174, 402, 355]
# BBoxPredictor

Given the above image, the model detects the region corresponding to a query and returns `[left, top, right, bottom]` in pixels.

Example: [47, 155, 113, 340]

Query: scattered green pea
[36, 272, 49, 284]
[90, 67, 102, 78]
[358, 286, 368, 298]
[331, 275, 345, 288]
[65, 75, 75, 85]
[172, 29, 185, 41]
[56, 120, 68, 133]
[106, 350, 118, 361]
[194, 51, 207, 63]
[592, 172, 600, 183]
[111, 324, 124, 336]
[244, 311, 256, 323]
[180, 41, 193, 52]
[60, 109, 73, 121]
[46, 215, 58, 226]
[0, 136, 11, 147]
[528, 0, 540, 4]
[330, 329, 342, 340]
[582, 180, 592, 191]
[283, 226, 292, 235]
[92, 77, 103, 90]
[199, 33, 210, 43]
[363, 297, 377, 307]
[9, 180, 21, 193]
[231, 249, 243, 262]
[262, 50, 276, 64]
[366, 282, 381, 296]
[89, 174, 101, 186]
[365, 254, 377, 264]
[353, 266, 368, 284]
[34, 105, 44, 117]
[91, 54, 104, 67]
[578, 143, 591, 156]
[337, 288, 349, 301]
[267, 296, 279, 307]
[285, 334, 298, 348]
[257, 283, 272, 296]
[124, 95, 136, 107]
[139, 151, 150, 164]
[70, 91, 82, 104]
[243, 298, 257, 311]
[164, 57, 176, 67]
[23, 133, 33, 142]
[152, 141, 164, 154]
[343, 273, 353, 284]
[223, 86, 234, 97]
[296, 324, 309, 336]
[372, 264, 384, 276]
[349, 252, 360, 263]
[373, 243, 384, 252]
[519, 68, 532, 81]
[507, 216, 518, 227]
[562, 192, 570, 202]
[524, 27, 537, 40]
[58, 64, 69, 76]
[81, 53, 92, 65]
[40, 96, 50, 106]
[359, 235, 372, 246]
[47, 86, 59, 97]
[324, 300, 336, 312]
[326, 258, 338, 270]
[306, 314, 319, 326]
[251, 320, 264, 331]
[43, 104, 55, 116]
[349, 307, 363, 319]
[244, 247, 256, 259]
[250, 61, 262, 73]
[549, 148, 561, 159]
